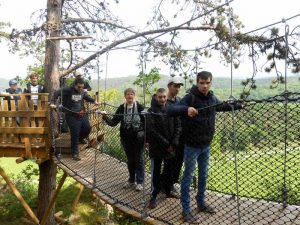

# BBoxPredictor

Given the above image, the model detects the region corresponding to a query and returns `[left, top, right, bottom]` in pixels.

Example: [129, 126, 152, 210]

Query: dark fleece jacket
[167, 85, 243, 148]
[147, 95, 181, 159]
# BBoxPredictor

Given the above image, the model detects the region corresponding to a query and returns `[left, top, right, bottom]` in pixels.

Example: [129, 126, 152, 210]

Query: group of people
[99, 71, 243, 223]
[5, 69, 241, 223]
[4, 73, 45, 109]
[3, 73, 45, 126]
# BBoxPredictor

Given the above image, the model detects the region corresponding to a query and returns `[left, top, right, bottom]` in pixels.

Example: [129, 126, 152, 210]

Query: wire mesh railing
[52, 92, 300, 225]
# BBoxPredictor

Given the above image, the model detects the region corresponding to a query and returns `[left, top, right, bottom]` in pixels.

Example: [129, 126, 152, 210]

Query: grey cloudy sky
[0, 0, 299, 80]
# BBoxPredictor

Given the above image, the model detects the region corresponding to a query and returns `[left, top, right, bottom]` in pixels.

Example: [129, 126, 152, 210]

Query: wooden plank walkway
[54, 149, 300, 225]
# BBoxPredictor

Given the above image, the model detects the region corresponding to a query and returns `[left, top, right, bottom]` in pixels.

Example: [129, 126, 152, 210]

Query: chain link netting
[53, 93, 300, 225]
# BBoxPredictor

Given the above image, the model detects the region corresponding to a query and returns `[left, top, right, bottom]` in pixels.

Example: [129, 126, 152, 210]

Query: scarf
[123, 102, 141, 131]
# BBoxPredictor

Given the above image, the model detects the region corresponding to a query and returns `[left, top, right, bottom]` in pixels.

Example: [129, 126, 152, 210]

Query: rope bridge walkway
[52, 92, 300, 225]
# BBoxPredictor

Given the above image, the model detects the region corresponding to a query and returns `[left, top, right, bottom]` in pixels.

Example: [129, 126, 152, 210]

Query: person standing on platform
[51, 77, 100, 161]
[101, 88, 145, 192]
[24, 72, 45, 110]
[167, 71, 244, 223]
[147, 88, 181, 209]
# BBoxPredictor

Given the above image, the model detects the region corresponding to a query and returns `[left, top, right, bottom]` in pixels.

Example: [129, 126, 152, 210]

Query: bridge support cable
[227, 0, 241, 223]
[282, 24, 290, 208]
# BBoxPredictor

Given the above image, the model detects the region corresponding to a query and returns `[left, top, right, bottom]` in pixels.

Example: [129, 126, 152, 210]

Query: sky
[0, 0, 299, 81]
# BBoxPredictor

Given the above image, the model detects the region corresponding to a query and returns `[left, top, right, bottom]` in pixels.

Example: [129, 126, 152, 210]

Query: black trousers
[66, 114, 91, 155]
[161, 144, 184, 186]
[121, 133, 145, 184]
[151, 157, 173, 198]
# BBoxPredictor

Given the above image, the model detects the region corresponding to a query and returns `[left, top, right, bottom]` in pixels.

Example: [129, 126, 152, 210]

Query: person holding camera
[101, 88, 145, 191]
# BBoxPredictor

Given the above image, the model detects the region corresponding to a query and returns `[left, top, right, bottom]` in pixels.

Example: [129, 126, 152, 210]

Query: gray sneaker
[72, 154, 81, 161]
[182, 212, 198, 224]
[197, 204, 216, 214]
[124, 182, 135, 189]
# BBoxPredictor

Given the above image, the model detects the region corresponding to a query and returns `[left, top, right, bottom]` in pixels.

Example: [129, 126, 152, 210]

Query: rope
[282, 24, 290, 208]
[226, 1, 241, 224]
[104, 51, 109, 107]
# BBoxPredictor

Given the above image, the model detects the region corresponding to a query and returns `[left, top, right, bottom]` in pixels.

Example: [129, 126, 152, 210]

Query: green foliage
[133, 67, 161, 97]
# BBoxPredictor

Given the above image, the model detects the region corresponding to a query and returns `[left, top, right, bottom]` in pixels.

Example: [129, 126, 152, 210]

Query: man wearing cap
[5, 79, 22, 110]
[73, 71, 92, 92]
[5, 79, 22, 126]
[161, 76, 184, 197]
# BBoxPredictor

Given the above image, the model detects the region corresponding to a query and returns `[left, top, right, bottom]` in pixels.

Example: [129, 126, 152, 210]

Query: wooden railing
[0, 93, 50, 159]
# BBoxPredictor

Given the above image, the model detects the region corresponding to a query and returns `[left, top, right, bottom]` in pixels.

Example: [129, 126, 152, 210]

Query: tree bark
[37, 0, 62, 225]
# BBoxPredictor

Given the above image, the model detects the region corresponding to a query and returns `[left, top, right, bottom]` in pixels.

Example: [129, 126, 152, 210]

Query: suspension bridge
[0, 92, 299, 224]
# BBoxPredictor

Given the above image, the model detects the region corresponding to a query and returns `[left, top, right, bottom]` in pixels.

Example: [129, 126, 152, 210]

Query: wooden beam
[0, 127, 48, 134]
[46, 36, 92, 40]
[0, 147, 48, 158]
[24, 137, 33, 158]
[72, 184, 85, 212]
[0, 166, 40, 225]
[0, 111, 48, 117]
[40, 172, 68, 225]
[16, 157, 27, 164]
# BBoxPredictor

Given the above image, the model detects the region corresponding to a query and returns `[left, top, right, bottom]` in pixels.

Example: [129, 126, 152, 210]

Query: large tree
[4, 0, 300, 224]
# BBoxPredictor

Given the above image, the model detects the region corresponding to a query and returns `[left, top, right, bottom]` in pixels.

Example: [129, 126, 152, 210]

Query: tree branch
[61, 25, 214, 77]
[62, 18, 137, 34]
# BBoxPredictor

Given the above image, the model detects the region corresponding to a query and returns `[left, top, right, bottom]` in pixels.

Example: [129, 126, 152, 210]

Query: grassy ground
[0, 157, 144, 225]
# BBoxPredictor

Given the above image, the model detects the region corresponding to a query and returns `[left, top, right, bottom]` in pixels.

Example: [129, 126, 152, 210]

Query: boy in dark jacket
[147, 88, 181, 209]
[167, 71, 243, 223]
[51, 77, 99, 161]
[101, 88, 145, 191]
[5, 79, 22, 111]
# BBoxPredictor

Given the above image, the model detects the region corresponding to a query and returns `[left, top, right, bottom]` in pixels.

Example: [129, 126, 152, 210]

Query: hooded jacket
[147, 95, 181, 159]
[167, 85, 243, 148]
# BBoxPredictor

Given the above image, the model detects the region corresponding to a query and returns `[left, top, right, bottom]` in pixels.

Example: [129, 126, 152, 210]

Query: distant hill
[90, 75, 300, 99]
[1, 75, 299, 100]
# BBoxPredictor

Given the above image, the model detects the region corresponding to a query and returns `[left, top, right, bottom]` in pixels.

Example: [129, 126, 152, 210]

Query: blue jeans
[66, 114, 91, 156]
[181, 145, 210, 214]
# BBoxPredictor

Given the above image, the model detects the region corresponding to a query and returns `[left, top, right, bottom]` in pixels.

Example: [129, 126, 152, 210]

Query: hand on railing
[49, 104, 57, 109]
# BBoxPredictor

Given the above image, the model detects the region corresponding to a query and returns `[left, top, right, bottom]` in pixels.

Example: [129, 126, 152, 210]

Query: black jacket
[52, 86, 95, 115]
[103, 102, 144, 139]
[5, 88, 22, 110]
[147, 96, 181, 159]
[167, 85, 243, 148]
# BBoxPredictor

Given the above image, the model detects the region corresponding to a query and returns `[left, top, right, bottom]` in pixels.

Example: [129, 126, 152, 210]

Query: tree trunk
[37, 0, 62, 224]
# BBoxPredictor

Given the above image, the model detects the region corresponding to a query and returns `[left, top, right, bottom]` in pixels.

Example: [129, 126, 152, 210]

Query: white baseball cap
[168, 76, 183, 86]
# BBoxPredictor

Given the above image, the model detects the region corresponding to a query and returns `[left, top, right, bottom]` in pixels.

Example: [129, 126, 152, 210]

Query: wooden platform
[0, 94, 50, 160]
[54, 149, 300, 225]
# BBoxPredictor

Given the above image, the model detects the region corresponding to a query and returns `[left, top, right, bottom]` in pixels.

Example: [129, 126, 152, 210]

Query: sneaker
[197, 204, 216, 214]
[166, 190, 180, 199]
[72, 154, 81, 161]
[88, 138, 97, 148]
[182, 212, 198, 224]
[149, 197, 157, 209]
[135, 184, 143, 191]
[79, 139, 87, 144]
[124, 182, 135, 189]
